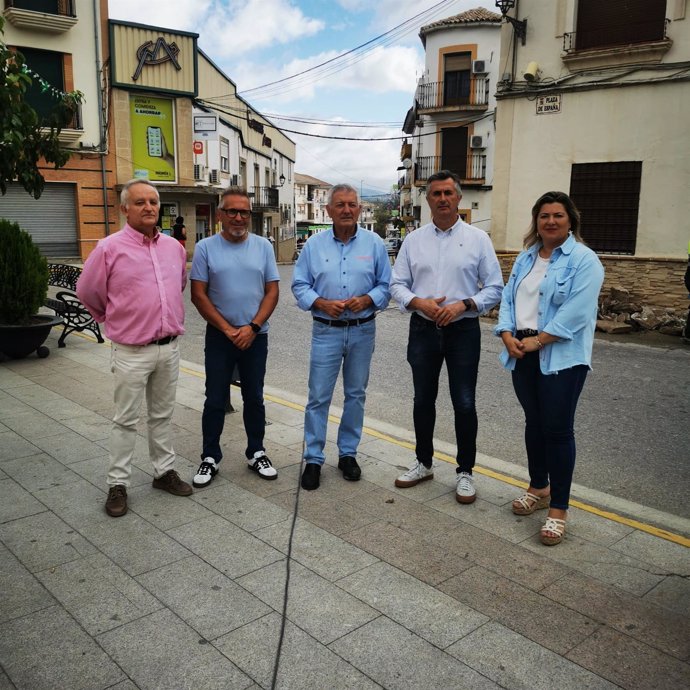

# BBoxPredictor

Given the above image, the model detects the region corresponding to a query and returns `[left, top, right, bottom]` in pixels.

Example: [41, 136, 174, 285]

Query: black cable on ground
[269, 440, 306, 689]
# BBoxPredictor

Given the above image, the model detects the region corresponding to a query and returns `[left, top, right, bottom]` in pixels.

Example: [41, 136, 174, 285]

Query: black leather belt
[411, 312, 478, 330]
[147, 335, 177, 346]
[313, 313, 376, 328]
[515, 329, 538, 339]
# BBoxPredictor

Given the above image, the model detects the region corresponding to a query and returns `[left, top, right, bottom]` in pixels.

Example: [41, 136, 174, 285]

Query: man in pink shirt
[77, 179, 192, 517]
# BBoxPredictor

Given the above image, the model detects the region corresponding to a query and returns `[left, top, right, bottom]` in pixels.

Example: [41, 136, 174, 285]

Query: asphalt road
[180, 264, 690, 520]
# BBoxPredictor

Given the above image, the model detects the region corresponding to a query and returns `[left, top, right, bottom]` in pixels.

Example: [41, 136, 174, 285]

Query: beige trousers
[108, 339, 180, 487]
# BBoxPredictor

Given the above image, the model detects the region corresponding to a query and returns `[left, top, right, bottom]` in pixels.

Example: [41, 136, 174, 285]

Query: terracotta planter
[0, 314, 63, 359]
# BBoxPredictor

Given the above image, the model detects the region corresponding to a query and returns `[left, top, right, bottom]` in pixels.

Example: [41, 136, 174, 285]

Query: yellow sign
[130, 95, 176, 182]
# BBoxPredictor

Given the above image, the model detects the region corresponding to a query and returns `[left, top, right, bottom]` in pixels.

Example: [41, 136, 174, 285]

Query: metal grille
[570, 162, 642, 255]
[0, 183, 78, 257]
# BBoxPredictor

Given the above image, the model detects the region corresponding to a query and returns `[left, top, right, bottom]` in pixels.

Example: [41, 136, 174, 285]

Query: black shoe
[301, 463, 321, 491]
[338, 456, 361, 481]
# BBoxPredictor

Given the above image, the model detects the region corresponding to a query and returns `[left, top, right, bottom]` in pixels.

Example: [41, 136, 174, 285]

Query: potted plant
[0, 219, 62, 358]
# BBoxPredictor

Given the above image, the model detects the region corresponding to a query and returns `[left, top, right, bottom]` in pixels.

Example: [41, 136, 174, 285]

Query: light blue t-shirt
[190, 233, 279, 333]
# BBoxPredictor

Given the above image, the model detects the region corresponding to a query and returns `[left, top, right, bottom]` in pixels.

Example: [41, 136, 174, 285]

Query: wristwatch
[249, 322, 261, 333]
[462, 299, 473, 312]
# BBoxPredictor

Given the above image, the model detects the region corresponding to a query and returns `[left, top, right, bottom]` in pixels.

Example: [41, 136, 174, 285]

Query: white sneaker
[455, 471, 476, 504]
[248, 451, 277, 480]
[193, 457, 218, 488]
[395, 460, 433, 488]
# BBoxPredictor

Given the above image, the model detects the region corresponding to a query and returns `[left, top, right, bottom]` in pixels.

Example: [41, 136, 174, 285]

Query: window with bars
[569, 162, 642, 255]
[575, 0, 666, 51]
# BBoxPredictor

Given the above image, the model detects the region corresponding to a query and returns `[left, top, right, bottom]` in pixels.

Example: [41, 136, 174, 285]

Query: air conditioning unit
[472, 60, 487, 74]
[193, 164, 206, 182]
[209, 169, 220, 185]
[470, 135, 486, 149]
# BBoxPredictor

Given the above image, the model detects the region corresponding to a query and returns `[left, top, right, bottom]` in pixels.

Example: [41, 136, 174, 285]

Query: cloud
[289, 120, 403, 193]
[201, 0, 324, 58]
[230, 44, 423, 103]
[108, 0, 212, 30]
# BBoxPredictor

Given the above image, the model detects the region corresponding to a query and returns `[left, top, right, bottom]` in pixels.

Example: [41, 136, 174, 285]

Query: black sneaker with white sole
[193, 457, 219, 488]
[248, 451, 277, 480]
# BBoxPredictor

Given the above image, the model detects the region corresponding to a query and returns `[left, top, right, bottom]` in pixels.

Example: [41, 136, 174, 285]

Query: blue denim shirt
[292, 227, 391, 318]
[495, 234, 604, 374]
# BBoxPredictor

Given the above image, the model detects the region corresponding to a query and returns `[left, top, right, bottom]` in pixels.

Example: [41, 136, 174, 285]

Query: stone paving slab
[0, 339, 688, 690]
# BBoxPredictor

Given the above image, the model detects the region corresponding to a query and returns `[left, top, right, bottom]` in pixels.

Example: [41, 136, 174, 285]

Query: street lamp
[278, 173, 286, 187]
[495, 0, 527, 45]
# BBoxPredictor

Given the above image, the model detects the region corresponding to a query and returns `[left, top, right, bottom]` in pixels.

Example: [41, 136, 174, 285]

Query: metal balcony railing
[415, 154, 486, 183]
[250, 186, 279, 210]
[416, 77, 489, 110]
[563, 18, 669, 52]
[6, 0, 76, 17]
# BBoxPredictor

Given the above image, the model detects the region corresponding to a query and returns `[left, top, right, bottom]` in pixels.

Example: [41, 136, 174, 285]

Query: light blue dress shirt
[495, 233, 605, 374]
[390, 218, 503, 318]
[292, 227, 391, 318]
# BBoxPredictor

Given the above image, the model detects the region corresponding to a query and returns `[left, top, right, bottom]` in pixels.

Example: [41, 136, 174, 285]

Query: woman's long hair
[524, 191, 584, 248]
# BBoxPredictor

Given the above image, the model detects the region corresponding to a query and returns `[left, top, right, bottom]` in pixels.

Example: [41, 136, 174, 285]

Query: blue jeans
[511, 352, 588, 510]
[201, 324, 267, 463]
[303, 319, 376, 465]
[407, 314, 480, 472]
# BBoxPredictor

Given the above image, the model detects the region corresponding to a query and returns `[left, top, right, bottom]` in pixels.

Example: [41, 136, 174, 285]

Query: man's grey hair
[120, 179, 159, 207]
[219, 186, 252, 208]
[426, 170, 462, 197]
[327, 183, 360, 205]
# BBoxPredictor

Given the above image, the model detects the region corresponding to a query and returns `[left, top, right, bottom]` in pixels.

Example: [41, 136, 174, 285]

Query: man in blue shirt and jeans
[390, 170, 503, 504]
[292, 184, 391, 490]
[190, 187, 280, 487]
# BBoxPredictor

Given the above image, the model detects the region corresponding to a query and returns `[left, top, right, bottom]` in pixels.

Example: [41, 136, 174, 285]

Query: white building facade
[399, 8, 503, 233]
[492, 0, 690, 309]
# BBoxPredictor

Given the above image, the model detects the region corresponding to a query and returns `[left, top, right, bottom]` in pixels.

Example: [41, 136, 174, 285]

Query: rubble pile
[597, 286, 686, 335]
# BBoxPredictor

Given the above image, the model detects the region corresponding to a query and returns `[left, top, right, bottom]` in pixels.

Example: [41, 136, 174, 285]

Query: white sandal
[540, 517, 566, 545]
[512, 491, 550, 516]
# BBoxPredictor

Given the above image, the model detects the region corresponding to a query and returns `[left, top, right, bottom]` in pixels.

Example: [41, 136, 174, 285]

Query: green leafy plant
[0, 219, 49, 324]
[0, 17, 84, 199]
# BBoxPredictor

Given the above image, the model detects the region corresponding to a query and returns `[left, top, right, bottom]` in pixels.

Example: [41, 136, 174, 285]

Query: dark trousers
[201, 324, 267, 462]
[407, 313, 480, 472]
[511, 352, 588, 510]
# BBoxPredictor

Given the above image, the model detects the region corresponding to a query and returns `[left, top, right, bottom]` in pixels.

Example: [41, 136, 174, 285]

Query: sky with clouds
[108, 0, 496, 195]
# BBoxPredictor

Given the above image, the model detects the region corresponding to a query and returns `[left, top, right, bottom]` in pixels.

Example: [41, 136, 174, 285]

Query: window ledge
[3, 7, 77, 33]
[45, 127, 83, 145]
[562, 39, 672, 71]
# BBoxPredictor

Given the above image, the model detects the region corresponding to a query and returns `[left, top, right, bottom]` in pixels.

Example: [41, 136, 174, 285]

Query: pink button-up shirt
[77, 224, 187, 346]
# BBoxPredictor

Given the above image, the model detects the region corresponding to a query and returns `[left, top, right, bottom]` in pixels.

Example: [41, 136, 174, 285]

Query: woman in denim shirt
[495, 191, 604, 545]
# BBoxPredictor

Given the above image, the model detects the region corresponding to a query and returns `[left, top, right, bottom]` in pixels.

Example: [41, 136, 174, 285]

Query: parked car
[383, 237, 402, 257]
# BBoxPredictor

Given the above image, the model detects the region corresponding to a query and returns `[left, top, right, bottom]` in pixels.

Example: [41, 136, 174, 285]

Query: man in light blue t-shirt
[190, 187, 280, 487]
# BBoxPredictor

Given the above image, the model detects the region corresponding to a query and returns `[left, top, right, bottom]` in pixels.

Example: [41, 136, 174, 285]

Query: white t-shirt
[515, 255, 549, 331]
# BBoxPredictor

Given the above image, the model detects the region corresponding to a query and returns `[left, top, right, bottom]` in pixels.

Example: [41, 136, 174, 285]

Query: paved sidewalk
[0, 332, 688, 690]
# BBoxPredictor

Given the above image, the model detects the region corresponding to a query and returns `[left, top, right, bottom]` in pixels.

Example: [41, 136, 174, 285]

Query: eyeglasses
[220, 208, 251, 218]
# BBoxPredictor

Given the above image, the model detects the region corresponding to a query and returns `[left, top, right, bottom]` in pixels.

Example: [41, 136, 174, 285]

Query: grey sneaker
[395, 460, 433, 488]
[455, 471, 476, 504]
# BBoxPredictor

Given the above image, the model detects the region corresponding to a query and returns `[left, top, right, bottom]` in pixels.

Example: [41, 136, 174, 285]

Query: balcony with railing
[561, 19, 671, 69]
[250, 186, 279, 210]
[414, 154, 486, 186]
[4, 0, 77, 32]
[416, 76, 489, 112]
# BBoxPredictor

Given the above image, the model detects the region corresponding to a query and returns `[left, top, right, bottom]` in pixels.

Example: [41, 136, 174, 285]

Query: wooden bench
[45, 263, 104, 348]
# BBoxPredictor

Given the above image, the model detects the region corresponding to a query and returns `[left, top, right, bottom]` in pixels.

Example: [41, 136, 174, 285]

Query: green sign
[130, 95, 176, 182]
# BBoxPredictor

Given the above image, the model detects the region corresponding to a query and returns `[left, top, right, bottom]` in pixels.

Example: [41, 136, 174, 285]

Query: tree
[0, 18, 84, 199]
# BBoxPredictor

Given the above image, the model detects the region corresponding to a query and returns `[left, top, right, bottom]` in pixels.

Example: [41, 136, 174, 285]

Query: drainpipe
[93, 0, 110, 236]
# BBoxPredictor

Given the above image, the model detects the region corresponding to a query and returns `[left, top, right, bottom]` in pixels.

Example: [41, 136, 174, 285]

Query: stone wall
[496, 253, 688, 312]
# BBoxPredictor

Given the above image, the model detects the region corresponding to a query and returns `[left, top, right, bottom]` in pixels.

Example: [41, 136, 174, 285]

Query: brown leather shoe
[152, 469, 193, 496]
[105, 485, 128, 517]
